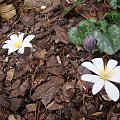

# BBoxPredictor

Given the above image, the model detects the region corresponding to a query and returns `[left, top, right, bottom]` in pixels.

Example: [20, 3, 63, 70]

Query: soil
[0, 0, 120, 120]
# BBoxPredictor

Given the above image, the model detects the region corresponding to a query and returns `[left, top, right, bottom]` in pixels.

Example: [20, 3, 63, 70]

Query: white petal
[18, 33, 24, 42]
[8, 47, 18, 55]
[105, 81, 119, 102]
[109, 66, 120, 83]
[2, 41, 14, 49]
[2, 44, 11, 49]
[81, 74, 100, 83]
[81, 62, 99, 75]
[22, 43, 32, 48]
[18, 47, 24, 54]
[92, 58, 104, 71]
[92, 79, 104, 95]
[23, 35, 35, 44]
[107, 59, 118, 72]
[10, 34, 19, 42]
[4, 40, 11, 44]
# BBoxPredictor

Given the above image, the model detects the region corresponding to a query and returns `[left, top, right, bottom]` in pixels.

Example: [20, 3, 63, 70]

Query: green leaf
[68, 18, 97, 45]
[108, 24, 120, 51]
[97, 20, 108, 33]
[79, 18, 97, 36]
[104, 11, 120, 24]
[67, 27, 84, 45]
[109, 0, 119, 9]
[93, 24, 120, 55]
[109, 0, 117, 9]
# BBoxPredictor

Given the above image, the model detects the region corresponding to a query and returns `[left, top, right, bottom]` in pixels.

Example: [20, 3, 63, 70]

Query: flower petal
[2, 41, 15, 49]
[22, 43, 32, 48]
[92, 79, 104, 95]
[81, 62, 99, 75]
[92, 58, 104, 71]
[18, 33, 24, 42]
[107, 59, 118, 72]
[2, 43, 11, 49]
[18, 47, 24, 54]
[8, 47, 18, 55]
[4, 40, 12, 44]
[23, 35, 35, 44]
[10, 34, 19, 42]
[81, 74, 100, 83]
[109, 66, 120, 83]
[105, 81, 119, 101]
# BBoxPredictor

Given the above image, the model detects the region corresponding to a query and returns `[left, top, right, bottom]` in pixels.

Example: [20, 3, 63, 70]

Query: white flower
[2, 33, 35, 55]
[81, 58, 120, 101]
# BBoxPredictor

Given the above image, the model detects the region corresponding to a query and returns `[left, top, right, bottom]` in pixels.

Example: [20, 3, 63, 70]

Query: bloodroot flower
[81, 58, 120, 101]
[2, 33, 35, 55]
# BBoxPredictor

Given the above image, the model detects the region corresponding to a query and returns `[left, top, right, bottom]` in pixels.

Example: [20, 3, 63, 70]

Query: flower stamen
[99, 68, 113, 80]
[14, 40, 22, 48]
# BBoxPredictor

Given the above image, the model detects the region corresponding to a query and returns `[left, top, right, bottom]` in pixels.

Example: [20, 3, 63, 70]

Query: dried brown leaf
[0, 4, 16, 20]
[53, 25, 69, 45]
[32, 76, 64, 105]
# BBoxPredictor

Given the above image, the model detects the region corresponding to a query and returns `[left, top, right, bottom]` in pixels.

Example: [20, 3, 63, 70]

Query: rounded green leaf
[109, 0, 118, 9]
[67, 27, 84, 45]
[108, 24, 120, 51]
[93, 24, 120, 55]
[79, 18, 96, 36]
[93, 30, 115, 55]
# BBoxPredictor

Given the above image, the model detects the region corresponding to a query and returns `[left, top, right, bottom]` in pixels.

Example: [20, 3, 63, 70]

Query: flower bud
[83, 36, 96, 52]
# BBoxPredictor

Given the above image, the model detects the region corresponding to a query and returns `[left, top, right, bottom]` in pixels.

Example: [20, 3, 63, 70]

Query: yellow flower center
[14, 40, 22, 48]
[99, 68, 113, 80]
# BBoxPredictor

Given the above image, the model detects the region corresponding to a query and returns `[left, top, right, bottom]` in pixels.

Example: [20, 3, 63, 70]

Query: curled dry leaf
[0, 4, 16, 20]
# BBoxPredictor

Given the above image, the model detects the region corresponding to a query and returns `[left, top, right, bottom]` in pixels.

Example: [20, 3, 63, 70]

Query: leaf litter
[0, 0, 120, 120]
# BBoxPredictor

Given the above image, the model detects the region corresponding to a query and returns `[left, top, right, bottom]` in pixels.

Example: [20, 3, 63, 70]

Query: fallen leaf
[53, 25, 69, 44]
[0, 4, 16, 20]
[32, 76, 64, 106]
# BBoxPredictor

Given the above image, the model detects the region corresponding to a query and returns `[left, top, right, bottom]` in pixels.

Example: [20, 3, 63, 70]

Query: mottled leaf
[93, 24, 120, 55]
[68, 27, 84, 45]
[104, 11, 120, 25]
